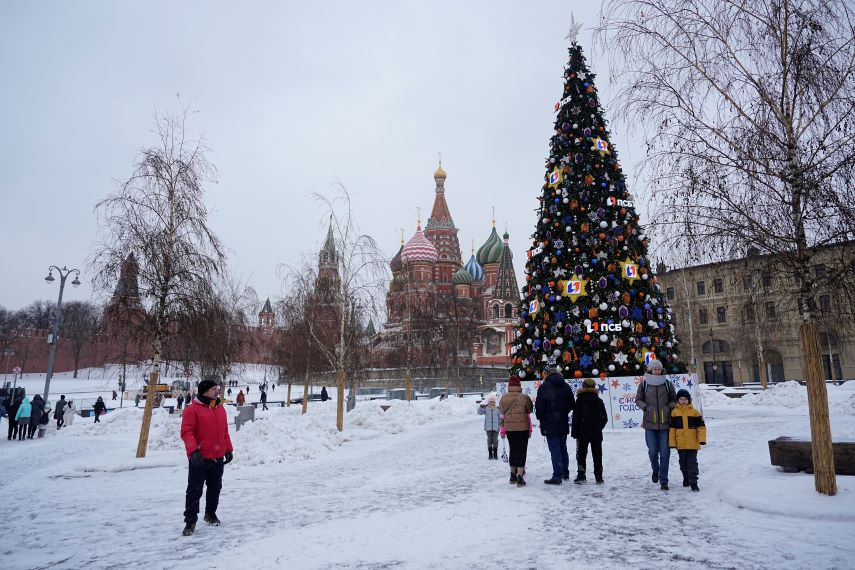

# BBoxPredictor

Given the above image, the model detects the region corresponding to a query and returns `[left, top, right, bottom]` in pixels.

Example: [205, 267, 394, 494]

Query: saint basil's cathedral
[379, 162, 521, 367]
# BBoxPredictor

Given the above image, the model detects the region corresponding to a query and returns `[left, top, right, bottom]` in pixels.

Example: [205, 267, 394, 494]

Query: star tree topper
[565, 13, 583, 43]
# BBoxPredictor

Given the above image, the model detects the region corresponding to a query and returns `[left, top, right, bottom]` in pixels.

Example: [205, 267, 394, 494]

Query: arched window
[504, 304, 513, 318]
[492, 304, 499, 319]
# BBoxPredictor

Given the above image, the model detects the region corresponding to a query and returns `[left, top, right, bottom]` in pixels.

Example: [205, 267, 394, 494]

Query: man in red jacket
[180, 379, 234, 536]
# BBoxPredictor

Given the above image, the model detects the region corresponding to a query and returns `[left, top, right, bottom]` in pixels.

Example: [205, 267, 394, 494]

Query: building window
[745, 303, 755, 323]
[713, 278, 723, 294]
[716, 306, 727, 323]
[819, 295, 831, 314]
[762, 271, 772, 288]
[666, 287, 675, 300]
[815, 264, 827, 279]
[504, 304, 513, 318]
[699, 307, 708, 325]
[765, 301, 777, 320]
[743, 274, 753, 291]
[697, 281, 706, 295]
[492, 305, 499, 319]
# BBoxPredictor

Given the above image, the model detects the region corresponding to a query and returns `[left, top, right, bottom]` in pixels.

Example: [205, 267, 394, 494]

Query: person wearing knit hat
[670, 388, 706, 491]
[571, 378, 609, 484]
[180, 379, 234, 536]
[536, 360, 575, 485]
[636, 357, 677, 490]
[499, 375, 533, 487]
[478, 393, 502, 460]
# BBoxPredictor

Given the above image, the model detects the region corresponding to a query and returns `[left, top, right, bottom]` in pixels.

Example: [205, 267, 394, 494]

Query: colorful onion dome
[477, 227, 502, 265]
[390, 245, 404, 272]
[464, 254, 485, 282]
[452, 265, 473, 286]
[401, 224, 438, 264]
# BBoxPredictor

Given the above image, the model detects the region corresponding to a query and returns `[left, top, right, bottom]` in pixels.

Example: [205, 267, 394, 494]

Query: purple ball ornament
[598, 277, 607, 289]
[584, 127, 592, 137]
[618, 306, 629, 318]
[597, 208, 605, 218]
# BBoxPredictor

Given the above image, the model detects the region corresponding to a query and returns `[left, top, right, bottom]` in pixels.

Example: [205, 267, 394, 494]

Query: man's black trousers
[184, 459, 224, 523]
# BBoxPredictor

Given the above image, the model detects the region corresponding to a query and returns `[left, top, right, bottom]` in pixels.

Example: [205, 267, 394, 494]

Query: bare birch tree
[597, 0, 855, 495]
[60, 301, 101, 379]
[91, 107, 226, 458]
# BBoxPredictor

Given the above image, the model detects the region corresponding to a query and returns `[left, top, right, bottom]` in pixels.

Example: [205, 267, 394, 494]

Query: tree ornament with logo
[511, 16, 686, 380]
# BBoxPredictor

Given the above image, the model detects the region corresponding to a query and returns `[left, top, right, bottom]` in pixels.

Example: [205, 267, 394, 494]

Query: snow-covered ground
[1, 381, 854, 569]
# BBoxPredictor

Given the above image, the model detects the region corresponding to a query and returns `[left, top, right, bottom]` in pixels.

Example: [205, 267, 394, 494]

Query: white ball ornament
[519, 370, 526, 378]
[591, 368, 599, 375]
[622, 319, 630, 328]
[563, 198, 569, 204]
[583, 319, 592, 327]
[608, 364, 615, 371]
[641, 274, 649, 280]
[599, 334, 608, 342]
[599, 221, 608, 228]
[556, 337, 564, 345]
[526, 339, 533, 345]
[599, 302, 608, 310]
[648, 320, 657, 327]
[553, 349, 561, 356]
[666, 341, 673, 348]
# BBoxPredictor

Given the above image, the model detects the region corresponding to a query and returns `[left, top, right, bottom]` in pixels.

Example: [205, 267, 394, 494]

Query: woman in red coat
[180, 379, 234, 536]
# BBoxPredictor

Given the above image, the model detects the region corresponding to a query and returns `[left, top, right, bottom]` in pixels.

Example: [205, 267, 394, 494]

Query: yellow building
[656, 243, 853, 385]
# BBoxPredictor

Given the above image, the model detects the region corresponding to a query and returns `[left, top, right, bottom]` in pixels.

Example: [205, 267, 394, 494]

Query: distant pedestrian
[499, 375, 533, 487]
[670, 389, 706, 492]
[320, 387, 329, 402]
[29, 394, 46, 438]
[271, 383, 275, 392]
[15, 396, 32, 440]
[636, 359, 677, 491]
[571, 378, 609, 484]
[93, 396, 107, 423]
[478, 394, 501, 460]
[6, 397, 21, 440]
[260, 389, 268, 411]
[64, 400, 77, 426]
[236, 390, 246, 406]
[535, 360, 575, 485]
[177, 394, 185, 410]
[112, 390, 118, 401]
[134, 394, 141, 407]
[180, 379, 234, 536]
[55, 395, 68, 429]
[227, 388, 232, 398]
[246, 385, 250, 395]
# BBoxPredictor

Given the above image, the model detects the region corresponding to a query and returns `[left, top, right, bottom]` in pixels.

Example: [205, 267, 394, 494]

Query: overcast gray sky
[0, 1, 649, 313]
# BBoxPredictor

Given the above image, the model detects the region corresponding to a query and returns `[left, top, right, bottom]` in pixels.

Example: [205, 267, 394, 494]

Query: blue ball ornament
[644, 303, 651, 310]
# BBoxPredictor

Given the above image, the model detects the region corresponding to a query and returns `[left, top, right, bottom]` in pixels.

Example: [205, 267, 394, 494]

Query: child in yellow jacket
[669, 389, 707, 492]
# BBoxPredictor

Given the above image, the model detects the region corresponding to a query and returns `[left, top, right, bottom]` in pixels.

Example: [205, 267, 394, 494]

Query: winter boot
[691, 483, 700, 492]
[652, 471, 659, 483]
[683, 478, 690, 487]
[492, 446, 499, 460]
[660, 482, 669, 491]
[544, 477, 562, 485]
[562, 470, 570, 481]
[488, 447, 493, 460]
[595, 475, 604, 484]
[516, 471, 526, 487]
[573, 474, 586, 484]
[509, 472, 517, 484]
[182, 522, 195, 536]
[204, 513, 220, 526]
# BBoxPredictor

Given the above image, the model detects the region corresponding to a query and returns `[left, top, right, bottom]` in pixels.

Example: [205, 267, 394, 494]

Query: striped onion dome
[464, 254, 484, 282]
[452, 265, 473, 286]
[401, 224, 438, 264]
[477, 227, 502, 265]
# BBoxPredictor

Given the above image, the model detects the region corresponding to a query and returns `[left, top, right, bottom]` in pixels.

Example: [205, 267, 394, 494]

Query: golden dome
[434, 162, 447, 179]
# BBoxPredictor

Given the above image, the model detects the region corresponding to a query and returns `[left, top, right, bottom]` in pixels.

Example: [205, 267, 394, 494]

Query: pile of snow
[741, 380, 806, 408]
[700, 387, 738, 408]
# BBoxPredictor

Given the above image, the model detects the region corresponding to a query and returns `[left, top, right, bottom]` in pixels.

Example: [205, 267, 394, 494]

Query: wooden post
[301, 368, 310, 415]
[286, 381, 292, 408]
[336, 370, 345, 431]
[800, 322, 837, 495]
[135, 369, 158, 458]
[405, 370, 412, 401]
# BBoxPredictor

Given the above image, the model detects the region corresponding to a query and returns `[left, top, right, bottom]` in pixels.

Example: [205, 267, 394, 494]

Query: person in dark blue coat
[535, 361, 575, 485]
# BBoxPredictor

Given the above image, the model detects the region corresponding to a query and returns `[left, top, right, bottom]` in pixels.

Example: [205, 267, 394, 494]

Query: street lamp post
[43, 265, 81, 401]
[709, 328, 718, 384]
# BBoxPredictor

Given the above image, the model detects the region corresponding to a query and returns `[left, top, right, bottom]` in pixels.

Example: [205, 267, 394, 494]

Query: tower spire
[417, 206, 421, 226]
[492, 206, 496, 228]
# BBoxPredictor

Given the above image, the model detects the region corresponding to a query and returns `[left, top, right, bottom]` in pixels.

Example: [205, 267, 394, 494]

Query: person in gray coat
[635, 359, 677, 490]
[478, 394, 502, 460]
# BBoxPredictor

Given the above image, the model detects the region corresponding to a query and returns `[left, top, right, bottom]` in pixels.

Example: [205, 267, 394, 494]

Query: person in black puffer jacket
[535, 362, 575, 485]
[28, 395, 46, 439]
[571, 378, 609, 484]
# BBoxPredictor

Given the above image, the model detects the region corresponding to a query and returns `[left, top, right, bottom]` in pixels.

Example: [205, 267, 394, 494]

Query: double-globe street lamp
[43, 265, 81, 400]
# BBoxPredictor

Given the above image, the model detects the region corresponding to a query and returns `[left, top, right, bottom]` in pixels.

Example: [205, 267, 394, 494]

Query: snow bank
[702, 381, 855, 415]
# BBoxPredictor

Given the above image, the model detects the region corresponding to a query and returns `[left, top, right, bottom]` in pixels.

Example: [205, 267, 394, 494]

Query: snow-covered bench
[768, 437, 855, 475]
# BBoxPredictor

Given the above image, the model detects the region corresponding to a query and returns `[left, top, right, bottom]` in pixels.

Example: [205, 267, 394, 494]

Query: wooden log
[768, 437, 855, 476]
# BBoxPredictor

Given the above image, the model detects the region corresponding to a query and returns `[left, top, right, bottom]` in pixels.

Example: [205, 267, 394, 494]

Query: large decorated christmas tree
[510, 22, 685, 380]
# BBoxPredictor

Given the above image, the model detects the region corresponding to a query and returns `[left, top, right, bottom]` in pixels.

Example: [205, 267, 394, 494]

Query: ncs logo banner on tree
[496, 373, 700, 430]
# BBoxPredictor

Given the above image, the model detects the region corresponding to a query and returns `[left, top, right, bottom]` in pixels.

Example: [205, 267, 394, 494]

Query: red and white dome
[401, 224, 438, 264]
